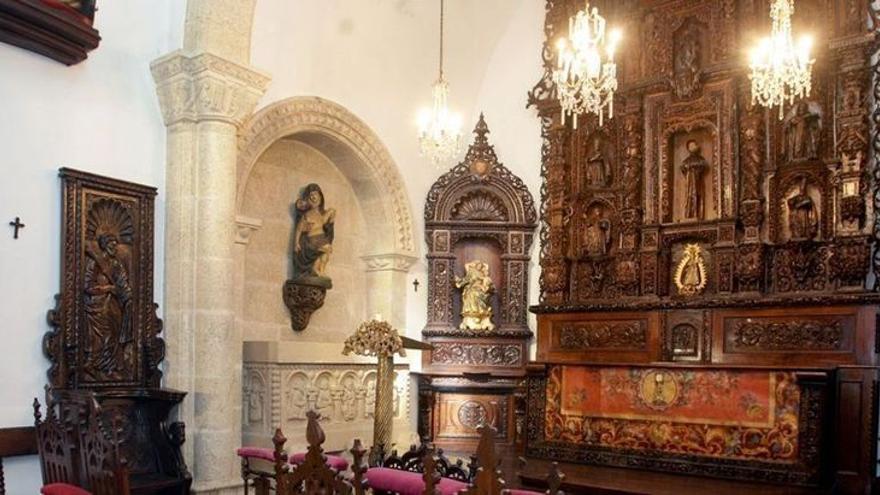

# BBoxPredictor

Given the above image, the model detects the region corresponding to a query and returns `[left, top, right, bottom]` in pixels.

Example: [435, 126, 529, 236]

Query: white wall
[0, 2, 184, 492]
[250, 0, 547, 348]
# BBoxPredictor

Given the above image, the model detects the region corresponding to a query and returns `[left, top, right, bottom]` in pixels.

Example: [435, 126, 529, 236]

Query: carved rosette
[282, 280, 328, 332]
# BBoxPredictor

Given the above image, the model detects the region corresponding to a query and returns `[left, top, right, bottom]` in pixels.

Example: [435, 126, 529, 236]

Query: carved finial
[473, 113, 489, 140]
[305, 410, 326, 447]
[342, 319, 406, 358]
[462, 114, 500, 177]
[32, 398, 41, 423]
[350, 439, 367, 495]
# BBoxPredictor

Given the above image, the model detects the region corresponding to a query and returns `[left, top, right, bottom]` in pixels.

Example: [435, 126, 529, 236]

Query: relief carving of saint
[680, 140, 708, 220]
[83, 198, 135, 379]
[455, 260, 495, 331]
[787, 177, 818, 241]
[292, 184, 336, 286]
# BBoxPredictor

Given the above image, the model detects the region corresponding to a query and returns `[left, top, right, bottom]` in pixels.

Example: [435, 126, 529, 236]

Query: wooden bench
[0, 425, 37, 495]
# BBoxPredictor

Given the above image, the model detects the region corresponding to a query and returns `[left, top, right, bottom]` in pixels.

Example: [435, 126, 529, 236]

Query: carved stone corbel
[283, 280, 330, 332]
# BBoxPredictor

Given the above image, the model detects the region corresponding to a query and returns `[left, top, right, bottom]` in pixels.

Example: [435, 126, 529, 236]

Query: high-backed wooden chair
[34, 398, 79, 488]
[34, 394, 130, 495]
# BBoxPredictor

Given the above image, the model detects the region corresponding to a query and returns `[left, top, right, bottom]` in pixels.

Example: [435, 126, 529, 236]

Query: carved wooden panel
[45, 168, 164, 390]
[433, 393, 509, 441]
[713, 306, 873, 366]
[662, 310, 710, 362]
[429, 341, 524, 368]
[539, 312, 661, 363]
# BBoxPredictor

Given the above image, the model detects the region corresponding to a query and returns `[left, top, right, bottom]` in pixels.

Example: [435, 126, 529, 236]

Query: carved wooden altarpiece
[43, 169, 191, 494]
[418, 115, 538, 452]
[525, 1, 880, 493]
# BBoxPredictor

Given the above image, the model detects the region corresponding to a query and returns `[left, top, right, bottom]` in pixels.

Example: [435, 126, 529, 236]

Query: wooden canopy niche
[418, 114, 538, 451]
[525, 1, 880, 494]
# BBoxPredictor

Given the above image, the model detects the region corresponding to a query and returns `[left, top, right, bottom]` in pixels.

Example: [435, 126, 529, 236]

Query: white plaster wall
[0, 2, 185, 492]
[250, 0, 547, 355]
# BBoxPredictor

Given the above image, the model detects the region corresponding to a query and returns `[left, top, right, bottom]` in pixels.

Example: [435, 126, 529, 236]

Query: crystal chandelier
[749, 0, 814, 119]
[418, 0, 462, 167]
[553, 2, 621, 128]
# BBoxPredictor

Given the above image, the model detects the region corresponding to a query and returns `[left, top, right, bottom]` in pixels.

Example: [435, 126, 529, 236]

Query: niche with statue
[419, 114, 537, 451]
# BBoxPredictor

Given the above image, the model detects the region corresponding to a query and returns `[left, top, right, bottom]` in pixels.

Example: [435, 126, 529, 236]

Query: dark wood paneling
[538, 311, 661, 363]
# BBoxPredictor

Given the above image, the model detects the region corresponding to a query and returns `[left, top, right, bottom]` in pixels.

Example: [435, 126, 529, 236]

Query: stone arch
[236, 96, 417, 257]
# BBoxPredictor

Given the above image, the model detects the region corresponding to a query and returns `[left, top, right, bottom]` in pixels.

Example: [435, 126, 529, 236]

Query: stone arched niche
[235, 97, 417, 336]
[235, 97, 417, 453]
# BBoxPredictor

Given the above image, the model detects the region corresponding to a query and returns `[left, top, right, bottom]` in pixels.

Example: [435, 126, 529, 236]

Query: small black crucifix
[412, 278, 420, 292]
[9, 217, 25, 239]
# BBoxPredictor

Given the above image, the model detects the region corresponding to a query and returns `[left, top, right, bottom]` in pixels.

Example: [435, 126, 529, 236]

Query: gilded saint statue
[83, 198, 135, 379]
[455, 260, 495, 331]
[680, 140, 708, 220]
[788, 177, 818, 241]
[674, 244, 707, 296]
[292, 183, 336, 286]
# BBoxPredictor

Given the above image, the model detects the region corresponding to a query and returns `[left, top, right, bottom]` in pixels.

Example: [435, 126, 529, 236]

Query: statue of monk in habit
[455, 260, 495, 331]
[680, 139, 708, 220]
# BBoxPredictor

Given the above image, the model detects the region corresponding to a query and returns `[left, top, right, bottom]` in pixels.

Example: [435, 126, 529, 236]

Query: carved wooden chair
[272, 411, 365, 495]
[34, 394, 130, 495]
[34, 397, 80, 490]
[377, 443, 470, 483]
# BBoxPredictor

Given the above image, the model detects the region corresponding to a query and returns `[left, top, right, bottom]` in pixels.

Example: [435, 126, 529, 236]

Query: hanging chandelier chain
[439, 0, 445, 80]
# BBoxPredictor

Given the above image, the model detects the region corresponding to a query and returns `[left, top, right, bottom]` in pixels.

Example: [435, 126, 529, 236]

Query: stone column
[152, 52, 269, 494]
[361, 253, 417, 330]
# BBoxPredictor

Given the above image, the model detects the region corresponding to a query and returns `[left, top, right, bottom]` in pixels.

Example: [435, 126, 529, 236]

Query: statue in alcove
[785, 102, 821, 162]
[83, 198, 135, 379]
[455, 260, 495, 331]
[680, 139, 708, 220]
[583, 206, 611, 256]
[292, 183, 336, 285]
[788, 177, 818, 241]
[584, 135, 609, 187]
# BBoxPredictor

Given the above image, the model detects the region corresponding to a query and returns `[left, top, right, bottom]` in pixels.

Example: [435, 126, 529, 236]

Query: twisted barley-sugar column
[343, 319, 430, 451]
[374, 354, 395, 449]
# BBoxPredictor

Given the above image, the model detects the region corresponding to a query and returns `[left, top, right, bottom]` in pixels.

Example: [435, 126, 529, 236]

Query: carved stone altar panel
[242, 362, 412, 451]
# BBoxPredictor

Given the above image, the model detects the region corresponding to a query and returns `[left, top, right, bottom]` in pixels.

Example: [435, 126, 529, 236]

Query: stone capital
[234, 215, 263, 245]
[151, 50, 270, 127]
[360, 253, 418, 273]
